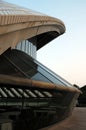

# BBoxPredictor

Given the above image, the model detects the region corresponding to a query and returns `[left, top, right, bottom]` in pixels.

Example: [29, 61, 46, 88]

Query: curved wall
[15, 40, 36, 59]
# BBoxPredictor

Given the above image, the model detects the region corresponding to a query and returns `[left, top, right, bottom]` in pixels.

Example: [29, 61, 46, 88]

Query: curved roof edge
[0, 1, 66, 54]
[0, 74, 81, 93]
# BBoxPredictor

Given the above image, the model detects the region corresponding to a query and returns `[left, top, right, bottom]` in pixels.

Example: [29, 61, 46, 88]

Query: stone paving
[41, 107, 86, 130]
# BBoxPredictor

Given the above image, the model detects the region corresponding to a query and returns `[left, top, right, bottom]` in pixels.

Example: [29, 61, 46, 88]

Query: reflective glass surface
[0, 49, 73, 87]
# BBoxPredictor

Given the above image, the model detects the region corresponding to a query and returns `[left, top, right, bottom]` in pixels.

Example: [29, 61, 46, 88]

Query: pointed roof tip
[0, 0, 65, 31]
[0, 0, 65, 54]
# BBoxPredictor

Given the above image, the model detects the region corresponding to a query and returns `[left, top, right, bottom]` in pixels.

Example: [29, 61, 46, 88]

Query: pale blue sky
[5, 0, 86, 87]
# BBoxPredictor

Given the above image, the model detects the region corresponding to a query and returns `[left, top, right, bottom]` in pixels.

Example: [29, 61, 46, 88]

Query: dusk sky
[5, 0, 86, 87]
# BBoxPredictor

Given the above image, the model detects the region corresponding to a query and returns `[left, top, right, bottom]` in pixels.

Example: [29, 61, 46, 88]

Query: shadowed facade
[0, 1, 81, 130]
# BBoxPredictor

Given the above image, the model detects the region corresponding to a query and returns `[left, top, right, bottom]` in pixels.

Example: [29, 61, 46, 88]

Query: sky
[5, 0, 86, 87]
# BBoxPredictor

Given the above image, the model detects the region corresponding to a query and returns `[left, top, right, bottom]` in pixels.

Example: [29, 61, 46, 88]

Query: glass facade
[0, 49, 73, 87]
[15, 40, 72, 86]
[15, 40, 36, 59]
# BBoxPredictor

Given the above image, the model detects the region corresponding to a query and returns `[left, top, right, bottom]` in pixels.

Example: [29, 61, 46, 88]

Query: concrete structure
[0, 1, 81, 130]
[0, 0, 65, 58]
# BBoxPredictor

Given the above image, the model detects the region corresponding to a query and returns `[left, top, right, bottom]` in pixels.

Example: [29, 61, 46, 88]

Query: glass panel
[17, 52, 72, 87]
[0, 49, 73, 87]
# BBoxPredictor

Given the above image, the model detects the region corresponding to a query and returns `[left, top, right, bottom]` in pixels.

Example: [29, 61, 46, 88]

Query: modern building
[0, 1, 81, 130]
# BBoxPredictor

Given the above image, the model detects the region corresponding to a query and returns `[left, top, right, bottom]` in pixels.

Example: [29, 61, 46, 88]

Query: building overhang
[0, 1, 66, 54]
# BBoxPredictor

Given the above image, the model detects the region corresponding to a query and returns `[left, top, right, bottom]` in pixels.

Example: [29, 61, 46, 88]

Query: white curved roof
[0, 1, 66, 54]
